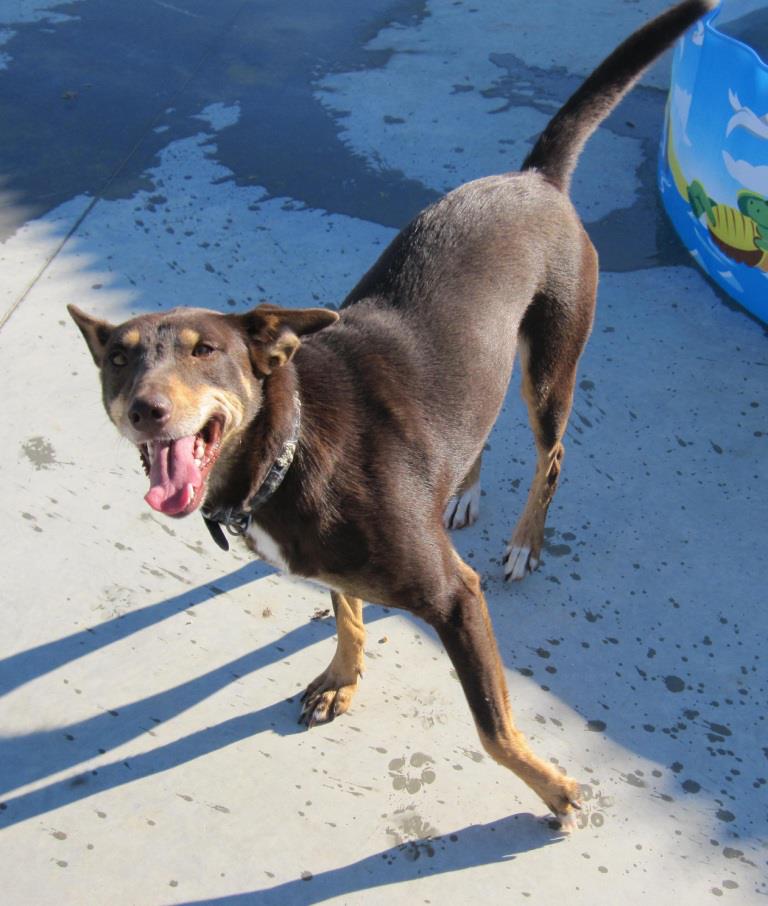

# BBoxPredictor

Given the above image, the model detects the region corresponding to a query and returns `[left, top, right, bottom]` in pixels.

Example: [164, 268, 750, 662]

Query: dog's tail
[521, 0, 715, 192]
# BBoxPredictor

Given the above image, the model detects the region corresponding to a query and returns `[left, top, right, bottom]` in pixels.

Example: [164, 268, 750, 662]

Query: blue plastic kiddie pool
[659, 2, 768, 323]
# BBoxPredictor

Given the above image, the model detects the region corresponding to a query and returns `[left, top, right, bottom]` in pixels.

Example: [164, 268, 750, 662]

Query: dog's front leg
[429, 554, 581, 825]
[300, 591, 365, 727]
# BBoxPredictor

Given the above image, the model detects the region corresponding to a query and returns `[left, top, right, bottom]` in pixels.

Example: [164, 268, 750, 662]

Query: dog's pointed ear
[67, 304, 115, 366]
[234, 304, 339, 375]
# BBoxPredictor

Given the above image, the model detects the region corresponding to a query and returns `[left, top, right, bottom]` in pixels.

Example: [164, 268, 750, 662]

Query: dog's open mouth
[139, 417, 223, 517]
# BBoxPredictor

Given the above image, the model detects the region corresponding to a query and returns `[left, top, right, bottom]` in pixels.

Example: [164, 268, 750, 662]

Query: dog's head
[68, 303, 338, 518]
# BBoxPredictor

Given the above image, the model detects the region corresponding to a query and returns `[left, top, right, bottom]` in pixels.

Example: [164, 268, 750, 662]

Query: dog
[69, 0, 714, 825]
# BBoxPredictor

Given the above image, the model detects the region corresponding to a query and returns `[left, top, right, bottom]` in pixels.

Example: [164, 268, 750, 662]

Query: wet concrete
[0, 0, 435, 240]
[484, 52, 690, 270]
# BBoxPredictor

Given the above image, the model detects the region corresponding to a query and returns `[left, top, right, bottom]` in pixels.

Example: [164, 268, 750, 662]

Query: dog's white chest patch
[246, 523, 290, 572]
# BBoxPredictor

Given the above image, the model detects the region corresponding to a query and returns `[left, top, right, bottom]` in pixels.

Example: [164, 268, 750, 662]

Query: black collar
[201, 392, 301, 552]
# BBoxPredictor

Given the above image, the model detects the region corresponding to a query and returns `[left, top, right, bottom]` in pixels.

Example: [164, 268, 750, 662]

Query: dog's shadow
[0, 563, 381, 826]
[0, 567, 562, 892]
[171, 812, 565, 906]
[0, 561, 556, 867]
[0, 700, 298, 826]
[0, 659, 563, 893]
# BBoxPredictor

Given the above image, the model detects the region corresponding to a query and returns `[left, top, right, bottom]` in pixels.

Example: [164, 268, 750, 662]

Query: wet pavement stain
[385, 805, 440, 861]
[575, 783, 612, 830]
[459, 747, 484, 763]
[664, 675, 686, 693]
[388, 753, 436, 793]
[0, 0, 434, 239]
[21, 511, 43, 533]
[20, 436, 58, 469]
[620, 771, 646, 789]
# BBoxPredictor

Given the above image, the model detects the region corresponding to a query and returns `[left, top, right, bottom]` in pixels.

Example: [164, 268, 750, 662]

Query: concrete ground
[1, 0, 766, 903]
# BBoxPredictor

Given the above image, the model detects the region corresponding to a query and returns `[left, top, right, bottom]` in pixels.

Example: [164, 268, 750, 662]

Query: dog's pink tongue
[144, 436, 201, 516]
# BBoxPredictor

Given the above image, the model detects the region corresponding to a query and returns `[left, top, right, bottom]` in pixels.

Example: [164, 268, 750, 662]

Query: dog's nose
[129, 395, 172, 429]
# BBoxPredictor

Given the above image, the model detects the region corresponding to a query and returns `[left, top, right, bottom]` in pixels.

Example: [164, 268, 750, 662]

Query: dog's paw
[503, 543, 540, 581]
[443, 481, 480, 530]
[299, 667, 361, 728]
[536, 775, 582, 830]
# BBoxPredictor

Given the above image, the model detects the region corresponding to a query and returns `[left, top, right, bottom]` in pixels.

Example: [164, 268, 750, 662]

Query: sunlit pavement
[1, 1, 765, 903]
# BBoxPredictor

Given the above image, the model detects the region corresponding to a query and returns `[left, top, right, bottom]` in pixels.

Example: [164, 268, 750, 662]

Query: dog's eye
[193, 343, 216, 358]
[109, 349, 128, 367]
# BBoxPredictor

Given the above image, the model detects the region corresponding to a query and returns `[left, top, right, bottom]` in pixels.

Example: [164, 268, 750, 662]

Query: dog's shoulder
[301, 300, 422, 374]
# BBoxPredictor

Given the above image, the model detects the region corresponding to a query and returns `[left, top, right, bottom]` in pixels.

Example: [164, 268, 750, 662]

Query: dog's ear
[67, 305, 116, 366]
[234, 304, 339, 375]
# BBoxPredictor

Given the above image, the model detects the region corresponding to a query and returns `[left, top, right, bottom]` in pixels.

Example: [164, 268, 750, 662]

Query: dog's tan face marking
[108, 395, 127, 426]
[69, 303, 338, 517]
[68, 307, 266, 517]
[207, 387, 247, 433]
[239, 374, 255, 401]
[178, 328, 200, 350]
[102, 315, 261, 445]
[162, 373, 208, 430]
[122, 328, 141, 348]
[156, 380, 249, 448]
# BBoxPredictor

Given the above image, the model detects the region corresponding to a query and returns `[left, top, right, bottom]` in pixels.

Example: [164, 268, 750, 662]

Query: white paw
[556, 809, 578, 832]
[503, 543, 539, 581]
[443, 481, 481, 530]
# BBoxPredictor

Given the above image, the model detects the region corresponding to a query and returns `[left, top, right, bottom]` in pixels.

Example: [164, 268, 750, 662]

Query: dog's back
[321, 0, 714, 496]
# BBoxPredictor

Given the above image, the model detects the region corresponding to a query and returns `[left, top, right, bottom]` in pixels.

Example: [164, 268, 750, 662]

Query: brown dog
[69, 1, 714, 825]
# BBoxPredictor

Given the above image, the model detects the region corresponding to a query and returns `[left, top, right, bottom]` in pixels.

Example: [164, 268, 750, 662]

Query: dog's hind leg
[300, 592, 365, 727]
[442, 453, 482, 530]
[504, 260, 597, 581]
[428, 552, 580, 823]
